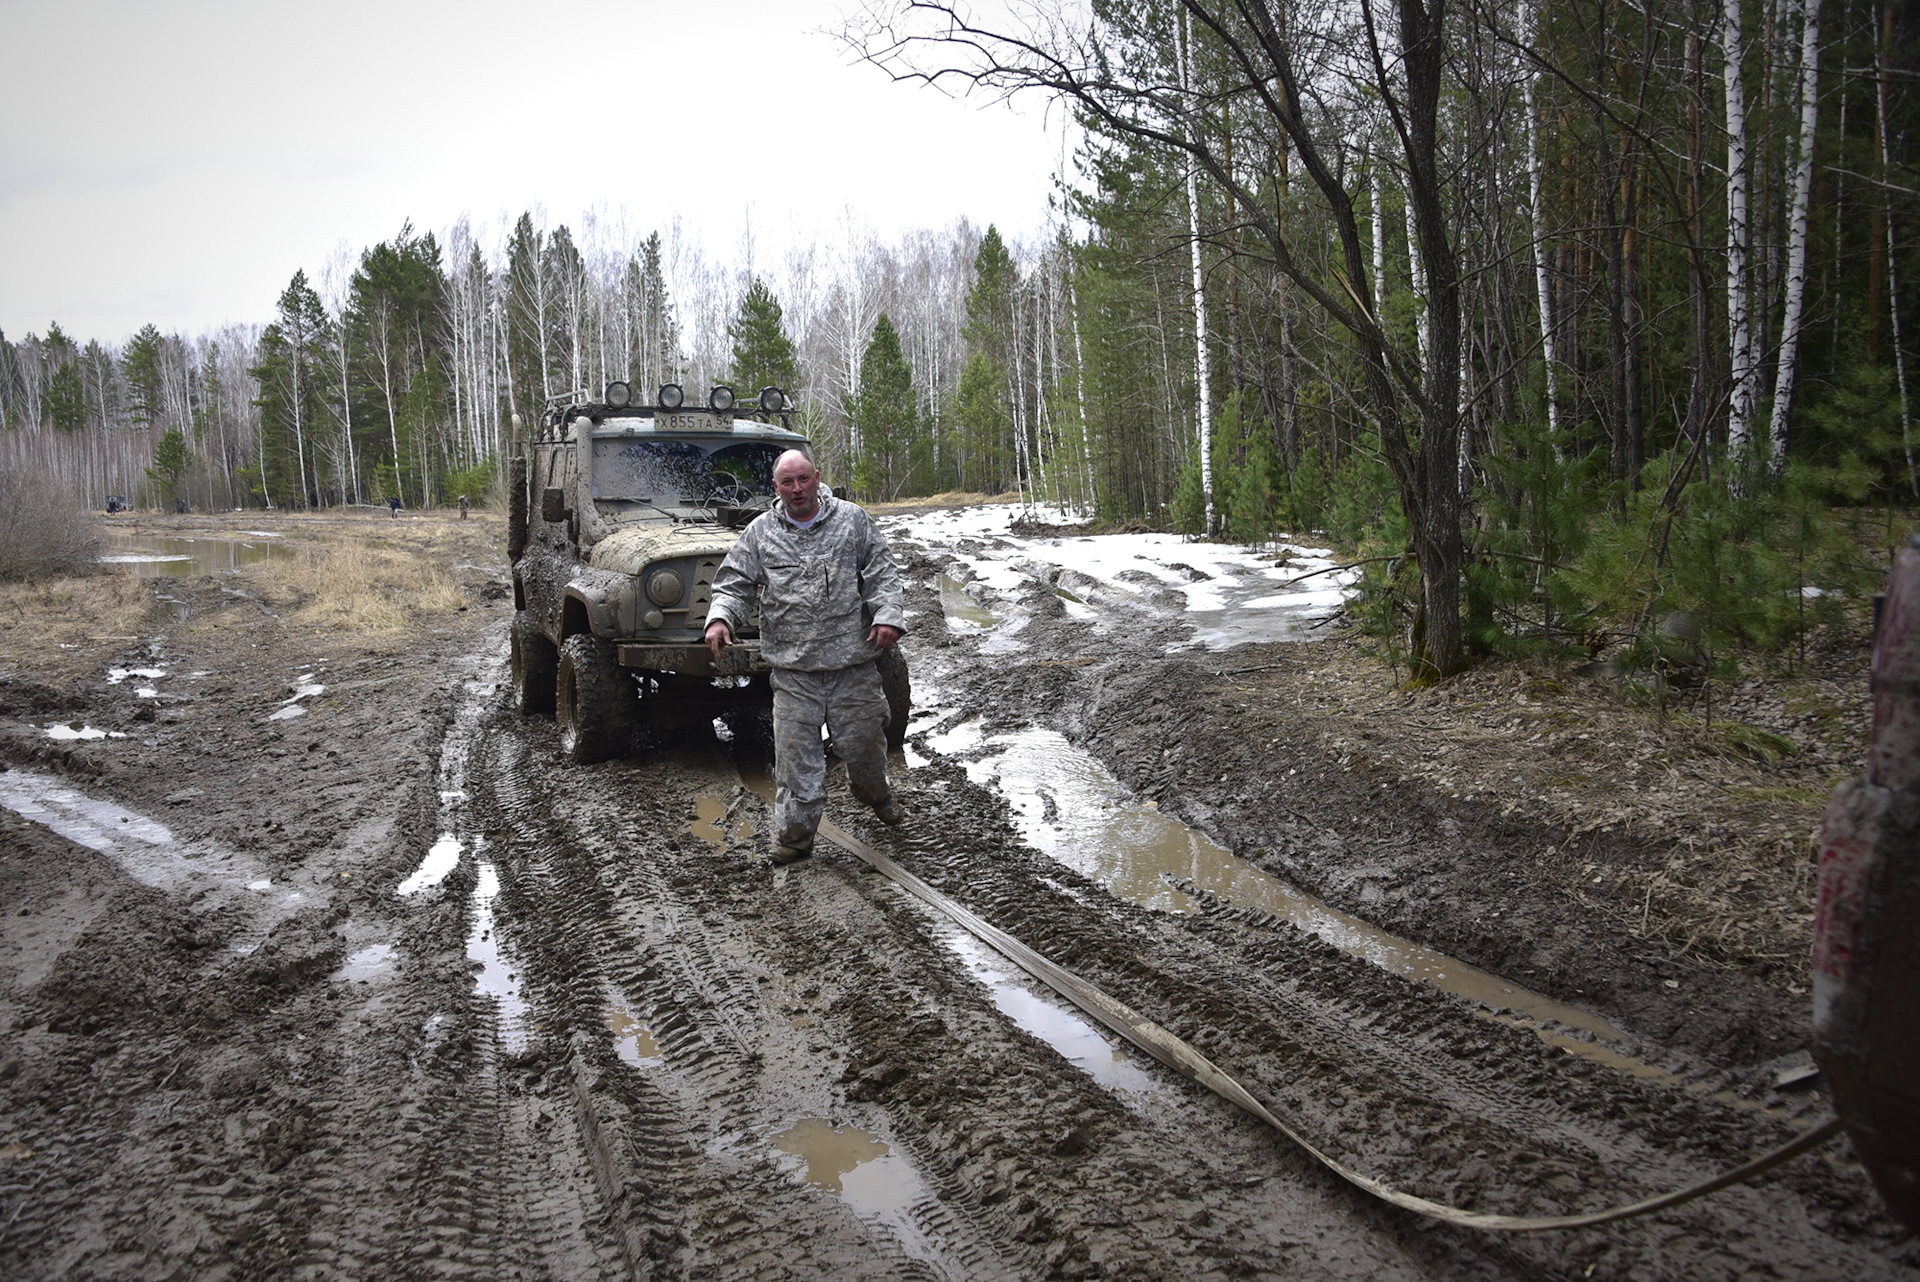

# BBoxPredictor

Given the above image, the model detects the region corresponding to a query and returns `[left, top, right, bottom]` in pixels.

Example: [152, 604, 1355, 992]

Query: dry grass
[0, 570, 154, 655]
[0, 467, 102, 582]
[243, 538, 468, 637]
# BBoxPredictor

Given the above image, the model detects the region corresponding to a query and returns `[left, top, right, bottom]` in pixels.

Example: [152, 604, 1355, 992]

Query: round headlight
[646, 569, 685, 606]
[758, 386, 787, 413]
[658, 383, 684, 410]
[709, 385, 736, 412]
[604, 381, 631, 407]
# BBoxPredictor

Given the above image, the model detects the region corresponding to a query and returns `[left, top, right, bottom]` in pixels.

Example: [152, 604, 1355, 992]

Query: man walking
[704, 450, 907, 864]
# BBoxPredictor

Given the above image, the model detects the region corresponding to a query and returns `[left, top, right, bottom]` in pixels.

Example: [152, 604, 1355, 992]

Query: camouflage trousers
[770, 662, 892, 853]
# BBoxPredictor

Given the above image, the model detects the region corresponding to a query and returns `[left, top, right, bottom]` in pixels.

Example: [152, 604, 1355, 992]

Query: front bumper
[616, 641, 770, 677]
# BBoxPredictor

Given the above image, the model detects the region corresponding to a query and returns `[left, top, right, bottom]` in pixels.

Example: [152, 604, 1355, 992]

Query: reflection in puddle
[397, 833, 462, 895]
[332, 943, 395, 984]
[923, 716, 984, 757]
[771, 1119, 942, 1265]
[0, 771, 173, 852]
[943, 727, 1698, 1084]
[942, 932, 1158, 1095]
[466, 862, 528, 1049]
[690, 794, 728, 850]
[606, 1000, 662, 1066]
[937, 573, 996, 628]
[100, 533, 293, 576]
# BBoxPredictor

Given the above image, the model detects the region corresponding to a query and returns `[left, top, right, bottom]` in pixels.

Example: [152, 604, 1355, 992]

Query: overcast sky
[0, 0, 1069, 343]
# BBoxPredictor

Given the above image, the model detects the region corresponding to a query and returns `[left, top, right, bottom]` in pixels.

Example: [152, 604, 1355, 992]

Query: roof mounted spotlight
[708, 384, 736, 412]
[758, 386, 787, 413]
[657, 383, 684, 410]
[604, 380, 631, 408]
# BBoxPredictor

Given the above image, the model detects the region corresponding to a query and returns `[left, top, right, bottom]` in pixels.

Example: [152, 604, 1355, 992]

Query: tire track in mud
[880, 555, 1904, 1279]
[241, 653, 633, 1282]
[471, 709, 1036, 1281]
[465, 699, 1511, 1279]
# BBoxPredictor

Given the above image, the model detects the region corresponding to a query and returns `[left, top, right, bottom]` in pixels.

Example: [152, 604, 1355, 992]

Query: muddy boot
[770, 842, 812, 866]
[872, 795, 905, 827]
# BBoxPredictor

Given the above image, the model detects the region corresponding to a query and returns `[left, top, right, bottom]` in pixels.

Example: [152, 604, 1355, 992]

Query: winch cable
[816, 816, 1845, 1233]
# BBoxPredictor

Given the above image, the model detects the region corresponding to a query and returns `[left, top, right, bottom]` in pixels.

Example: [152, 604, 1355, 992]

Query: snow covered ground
[880, 504, 1354, 651]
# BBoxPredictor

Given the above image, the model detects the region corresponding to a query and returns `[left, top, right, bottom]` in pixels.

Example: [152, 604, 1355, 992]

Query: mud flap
[510, 612, 556, 716]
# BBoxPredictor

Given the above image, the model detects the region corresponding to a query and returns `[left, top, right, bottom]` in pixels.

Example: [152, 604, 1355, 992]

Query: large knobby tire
[877, 647, 911, 749]
[556, 634, 636, 764]
[510, 612, 556, 716]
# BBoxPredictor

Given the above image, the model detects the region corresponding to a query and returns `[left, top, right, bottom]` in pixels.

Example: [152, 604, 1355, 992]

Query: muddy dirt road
[0, 508, 1912, 1279]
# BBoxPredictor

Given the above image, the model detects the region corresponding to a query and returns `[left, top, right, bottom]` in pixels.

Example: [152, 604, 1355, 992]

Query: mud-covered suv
[507, 382, 909, 763]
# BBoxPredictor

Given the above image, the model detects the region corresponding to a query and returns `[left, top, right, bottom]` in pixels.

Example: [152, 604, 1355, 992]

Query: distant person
[175, 498, 187, 515]
[459, 493, 470, 519]
[388, 496, 401, 518]
[704, 449, 907, 865]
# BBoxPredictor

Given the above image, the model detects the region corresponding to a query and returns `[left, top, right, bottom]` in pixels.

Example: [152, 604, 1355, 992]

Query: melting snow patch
[886, 504, 1353, 650]
[267, 705, 306, 721]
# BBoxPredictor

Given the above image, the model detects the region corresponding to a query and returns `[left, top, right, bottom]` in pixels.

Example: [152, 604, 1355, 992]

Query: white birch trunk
[1724, 0, 1757, 460]
[1768, 0, 1823, 467]
[1067, 265, 1096, 513]
[1403, 187, 1429, 368]
[1371, 157, 1388, 322]
[1180, 10, 1214, 535]
[1523, 0, 1561, 440]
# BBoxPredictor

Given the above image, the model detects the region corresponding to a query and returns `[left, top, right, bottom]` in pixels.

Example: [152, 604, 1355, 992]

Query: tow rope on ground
[815, 817, 1845, 1233]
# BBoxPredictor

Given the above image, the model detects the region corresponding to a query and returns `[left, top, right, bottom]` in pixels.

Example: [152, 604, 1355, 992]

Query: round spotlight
[604, 381, 631, 407]
[658, 383, 684, 410]
[646, 569, 684, 606]
[758, 386, 787, 413]
[709, 385, 736, 412]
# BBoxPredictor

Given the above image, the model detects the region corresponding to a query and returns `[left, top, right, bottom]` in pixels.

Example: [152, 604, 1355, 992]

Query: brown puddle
[606, 1001, 662, 1066]
[690, 793, 728, 850]
[771, 1119, 895, 1198]
[768, 1120, 944, 1264]
[100, 532, 293, 576]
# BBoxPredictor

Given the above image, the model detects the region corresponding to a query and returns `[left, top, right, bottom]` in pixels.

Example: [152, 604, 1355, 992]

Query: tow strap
[816, 817, 1844, 1232]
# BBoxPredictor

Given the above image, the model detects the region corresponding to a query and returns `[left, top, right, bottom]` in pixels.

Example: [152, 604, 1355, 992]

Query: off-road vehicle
[507, 381, 910, 763]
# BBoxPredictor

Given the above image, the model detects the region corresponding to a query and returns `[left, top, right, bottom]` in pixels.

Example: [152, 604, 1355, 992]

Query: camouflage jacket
[708, 494, 908, 672]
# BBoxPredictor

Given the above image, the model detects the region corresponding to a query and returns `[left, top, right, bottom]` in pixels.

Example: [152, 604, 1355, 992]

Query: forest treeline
[2, 0, 1914, 676]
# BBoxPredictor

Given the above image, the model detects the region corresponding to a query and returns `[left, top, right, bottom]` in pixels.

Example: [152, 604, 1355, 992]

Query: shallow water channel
[919, 716, 1695, 1083]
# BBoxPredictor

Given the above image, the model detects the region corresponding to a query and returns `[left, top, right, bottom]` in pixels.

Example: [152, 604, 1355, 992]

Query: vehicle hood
[588, 522, 741, 575]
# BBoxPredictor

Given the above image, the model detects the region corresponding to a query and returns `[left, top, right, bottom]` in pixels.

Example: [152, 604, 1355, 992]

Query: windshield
[591, 439, 787, 507]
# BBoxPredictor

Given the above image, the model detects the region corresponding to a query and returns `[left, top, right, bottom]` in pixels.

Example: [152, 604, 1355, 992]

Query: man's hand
[868, 624, 902, 651]
[705, 619, 733, 662]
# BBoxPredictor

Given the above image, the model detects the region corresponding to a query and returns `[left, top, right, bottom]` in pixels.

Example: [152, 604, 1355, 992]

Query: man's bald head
[772, 449, 822, 522]
[773, 450, 817, 482]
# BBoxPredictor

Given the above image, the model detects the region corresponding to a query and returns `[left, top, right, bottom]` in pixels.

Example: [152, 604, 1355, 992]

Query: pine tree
[729, 277, 799, 399]
[145, 427, 190, 503]
[122, 324, 166, 429]
[855, 314, 920, 498]
[43, 323, 85, 433]
[956, 226, 1016, 491]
